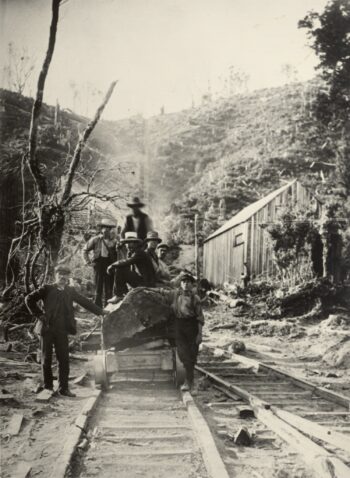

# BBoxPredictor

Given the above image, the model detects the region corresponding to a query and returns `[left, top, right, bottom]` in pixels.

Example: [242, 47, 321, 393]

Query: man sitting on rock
[25, 264, 104, 397]
[107, 231, 156, 303]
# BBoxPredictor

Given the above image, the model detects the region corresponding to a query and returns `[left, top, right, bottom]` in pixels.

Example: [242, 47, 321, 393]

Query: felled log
[102, 287, 175, 349]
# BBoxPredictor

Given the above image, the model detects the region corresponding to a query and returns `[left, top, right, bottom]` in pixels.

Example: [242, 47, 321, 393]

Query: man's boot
[180, 380, 190, 392]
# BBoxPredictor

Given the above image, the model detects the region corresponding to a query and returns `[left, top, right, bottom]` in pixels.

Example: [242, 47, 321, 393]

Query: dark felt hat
[145, 231, 162, 243]
[127, 197, 145, 208]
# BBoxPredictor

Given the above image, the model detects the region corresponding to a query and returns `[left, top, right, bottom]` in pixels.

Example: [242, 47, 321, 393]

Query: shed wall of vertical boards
[203, 181, 321, 286]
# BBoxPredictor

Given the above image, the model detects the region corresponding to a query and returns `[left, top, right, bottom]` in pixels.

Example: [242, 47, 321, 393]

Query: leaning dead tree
[3, 0, 117, 298]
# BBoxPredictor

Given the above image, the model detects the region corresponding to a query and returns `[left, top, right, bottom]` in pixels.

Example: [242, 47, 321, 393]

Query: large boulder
[102, 287, 175, 349]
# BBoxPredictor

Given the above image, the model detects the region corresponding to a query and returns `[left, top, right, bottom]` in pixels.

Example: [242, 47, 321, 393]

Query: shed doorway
[232, 242, 244, 282]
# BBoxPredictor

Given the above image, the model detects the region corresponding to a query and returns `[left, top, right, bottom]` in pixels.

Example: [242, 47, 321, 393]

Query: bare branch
[30, 245, 45, 289]
[67, 191, 121, 205]
[61, 80, 118, 204]
[27, 0, 61, 197]
[24, 235, 33, 294]
[41, 249, 51, 286]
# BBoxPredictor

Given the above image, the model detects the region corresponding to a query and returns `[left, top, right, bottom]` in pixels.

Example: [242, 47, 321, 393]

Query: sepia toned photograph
[0, 0, 350, 476]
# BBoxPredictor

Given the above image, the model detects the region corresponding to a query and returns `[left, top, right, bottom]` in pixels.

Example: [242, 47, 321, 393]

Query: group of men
[24, 197, 204, 397]
[83, 197, 171, 307]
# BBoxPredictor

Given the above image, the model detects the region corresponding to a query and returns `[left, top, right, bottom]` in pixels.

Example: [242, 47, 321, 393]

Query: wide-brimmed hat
[97, 218, 116, 228]
[157, 243, 169, 250]
[55, 264, 71, 274]
[121, 231, 142, 244]
[127, 197, 145, 208]
[145, 231, 162, 243]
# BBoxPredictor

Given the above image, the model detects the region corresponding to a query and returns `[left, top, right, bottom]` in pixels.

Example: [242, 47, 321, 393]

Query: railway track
[71, 382, 210, 478]
[195, 353, 350, 478]
[67, 347, 350, 478]
[69, 345, 228, 478]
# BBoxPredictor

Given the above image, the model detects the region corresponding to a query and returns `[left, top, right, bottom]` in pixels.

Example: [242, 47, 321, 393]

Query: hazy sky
[0, 0, 328, 120]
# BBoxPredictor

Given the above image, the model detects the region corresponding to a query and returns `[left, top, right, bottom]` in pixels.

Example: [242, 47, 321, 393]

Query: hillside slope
[110, 80, 338, 241]
[0, 79, 338, 244]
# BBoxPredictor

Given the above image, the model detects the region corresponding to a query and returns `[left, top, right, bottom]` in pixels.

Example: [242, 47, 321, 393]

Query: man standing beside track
[25, 264, 104, 397]
[83, 218, 117, 307]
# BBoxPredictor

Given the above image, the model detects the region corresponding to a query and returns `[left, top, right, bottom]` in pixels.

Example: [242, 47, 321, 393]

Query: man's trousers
[113, 266, 144, 297]
[175, 318, 199, 385]
[41, 330, 69, 391]
[93, 257, 113, 307]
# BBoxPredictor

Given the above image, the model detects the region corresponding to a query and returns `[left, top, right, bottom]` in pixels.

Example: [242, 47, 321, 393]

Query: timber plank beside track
[196, 357, 350, 478]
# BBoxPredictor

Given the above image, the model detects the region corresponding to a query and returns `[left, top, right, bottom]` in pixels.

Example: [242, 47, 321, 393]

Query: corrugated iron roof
[204, 179, 297, 242]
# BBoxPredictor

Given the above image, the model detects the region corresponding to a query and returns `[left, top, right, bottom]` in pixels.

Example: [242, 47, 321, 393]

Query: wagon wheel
[174, 349, 186, 387]
[93, 351, 109, 390]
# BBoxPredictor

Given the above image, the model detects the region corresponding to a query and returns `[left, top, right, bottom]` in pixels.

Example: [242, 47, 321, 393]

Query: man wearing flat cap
[145, 232, 171, 285]
[152, 271, 204, 392]
[25, 264, 104, 397]
[145, 230, 162, 267]
[107, 231, 156, 303]
[83, 218, 117, 307]
[121, 197, 153, 241]
[156, 243, 172, 284]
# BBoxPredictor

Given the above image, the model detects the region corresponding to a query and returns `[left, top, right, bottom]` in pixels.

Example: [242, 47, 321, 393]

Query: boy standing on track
[159, 272, 204, 392]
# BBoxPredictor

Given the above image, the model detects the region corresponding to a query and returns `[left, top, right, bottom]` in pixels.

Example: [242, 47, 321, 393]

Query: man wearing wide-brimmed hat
[83, 218, 117, 307]
[107, 231, 156, 303]
[121, 197, 153, 241]
[25, 264, 104, 397]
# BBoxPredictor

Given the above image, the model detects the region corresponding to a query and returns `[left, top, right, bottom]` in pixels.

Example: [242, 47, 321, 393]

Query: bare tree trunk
[27, 0, 61, 197]
[61, 80, 118, 204]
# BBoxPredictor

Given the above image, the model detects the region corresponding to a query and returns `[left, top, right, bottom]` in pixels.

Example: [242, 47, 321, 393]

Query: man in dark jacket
[107, 232, 156, 303]
[83, 218, 117, 307]
[121, 197, 153, 241]
[145, 231, 162, 268]
[158, 272, 204, 392]
[25, 264, 103, 397]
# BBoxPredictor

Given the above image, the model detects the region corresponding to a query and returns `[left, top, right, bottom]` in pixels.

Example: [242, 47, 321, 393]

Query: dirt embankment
[0, 312, 99, 478]
[202, 279, 350, 399]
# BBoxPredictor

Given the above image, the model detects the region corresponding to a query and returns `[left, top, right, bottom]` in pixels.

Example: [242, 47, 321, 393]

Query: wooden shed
[203, 180, 322, 286]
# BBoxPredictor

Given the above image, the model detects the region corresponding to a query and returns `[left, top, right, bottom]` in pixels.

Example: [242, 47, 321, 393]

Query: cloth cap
[54, 264, 71, 274]
[121, 231, 142, 244]
[145, 231, 162, 243]
[157, 243, 169, 250]
[180, 272, 196, 283]
[127, 197, 145, 208]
